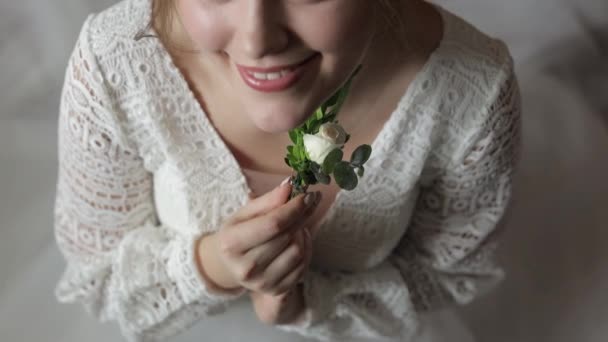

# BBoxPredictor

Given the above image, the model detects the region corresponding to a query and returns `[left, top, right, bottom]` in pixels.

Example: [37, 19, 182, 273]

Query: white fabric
[51, 0, 520, 341]
[4, 1, 608, 342]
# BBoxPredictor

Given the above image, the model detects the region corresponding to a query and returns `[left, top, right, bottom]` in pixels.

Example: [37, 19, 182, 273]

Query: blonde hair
[140, 0, 409, 51]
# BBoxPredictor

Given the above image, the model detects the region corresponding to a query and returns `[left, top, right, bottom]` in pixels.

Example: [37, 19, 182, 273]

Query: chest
[147, 49, 432, 273]
[151, 118, 424, 271]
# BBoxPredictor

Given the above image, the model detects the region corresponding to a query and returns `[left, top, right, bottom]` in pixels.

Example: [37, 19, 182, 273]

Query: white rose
[317, 122, 347, 145]
[303, 123, 347, 165]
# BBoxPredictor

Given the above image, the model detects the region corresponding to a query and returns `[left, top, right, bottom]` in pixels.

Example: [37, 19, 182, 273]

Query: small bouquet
[284, 65, 372, 200]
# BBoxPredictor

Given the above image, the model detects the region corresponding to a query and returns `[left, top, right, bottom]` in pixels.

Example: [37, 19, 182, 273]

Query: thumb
[230, 176, 293, 224]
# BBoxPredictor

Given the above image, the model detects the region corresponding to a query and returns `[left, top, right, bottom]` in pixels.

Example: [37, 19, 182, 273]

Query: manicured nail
[303, 192, 317, 206]
[280, 176, 292, 187]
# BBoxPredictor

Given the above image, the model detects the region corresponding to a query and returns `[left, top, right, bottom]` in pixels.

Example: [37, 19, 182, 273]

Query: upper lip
[236, 54, 317, 73]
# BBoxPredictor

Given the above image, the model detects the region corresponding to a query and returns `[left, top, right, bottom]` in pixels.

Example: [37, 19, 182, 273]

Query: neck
[338, 0, 442, 135]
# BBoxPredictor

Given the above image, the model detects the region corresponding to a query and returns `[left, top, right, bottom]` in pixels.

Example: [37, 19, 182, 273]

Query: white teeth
[250, 68, 292, 80]
[252, 72, 268, 80]
[266, 72, 282, 80]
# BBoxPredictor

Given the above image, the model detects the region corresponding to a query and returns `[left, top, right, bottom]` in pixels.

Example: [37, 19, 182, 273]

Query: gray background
[1, 0, 607, 341]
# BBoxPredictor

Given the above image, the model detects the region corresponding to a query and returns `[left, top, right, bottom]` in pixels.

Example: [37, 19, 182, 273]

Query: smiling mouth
[236, 54, 320, 92]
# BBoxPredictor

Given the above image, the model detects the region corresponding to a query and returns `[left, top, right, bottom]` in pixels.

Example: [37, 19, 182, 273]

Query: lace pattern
[54, 11, 246, 340]
[53, 0, 522, 341]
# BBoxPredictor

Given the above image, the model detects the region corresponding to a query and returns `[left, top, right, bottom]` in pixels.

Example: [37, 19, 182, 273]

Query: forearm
[196, 233, 244, 293]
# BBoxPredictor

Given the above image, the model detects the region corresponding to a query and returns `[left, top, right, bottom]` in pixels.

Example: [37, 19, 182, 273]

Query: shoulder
[63, 0, 155, 151]
[421, 5, 521, 166]
[437, 4, 513, 72]
[433, 4, 519, 117]
[77, 0, 151, 58]
[430, 3, 516, 110]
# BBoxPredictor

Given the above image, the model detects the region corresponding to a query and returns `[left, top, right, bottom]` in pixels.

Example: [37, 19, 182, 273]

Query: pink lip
[237, 55, 316, 73]
[236, 54, 319, 93]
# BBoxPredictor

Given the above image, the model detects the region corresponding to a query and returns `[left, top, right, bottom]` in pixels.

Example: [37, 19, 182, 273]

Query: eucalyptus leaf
[334, 161, 358, 190]
[350, 144, 372, 166]
[302, 170, 317, 185]
[322, 148, 343, 174]
[311, 164, 330, 184]
[356, 166, 365, 177]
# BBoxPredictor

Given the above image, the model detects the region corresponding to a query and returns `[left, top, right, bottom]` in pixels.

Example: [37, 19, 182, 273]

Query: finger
[302, 227, 312, 266]
[259, 240, 304, 291]
[228, 176, 293, 225]
[273, 261, 306, 296]
[228, 191, 319, 253]
[244, 232, 293, 277]
[296, 229, 312, 284]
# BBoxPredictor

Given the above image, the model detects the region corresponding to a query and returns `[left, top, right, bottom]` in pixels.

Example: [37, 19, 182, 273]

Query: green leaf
[334, 161, 358, 190]
[291, 145, 300, 159]
[315, 108, 324, 120]
[310, 162, 330, 185]
[287, 155, 297, 167]
[327, 65, 362, 116]
[289, 130, 298, 145]
[350, 144, 372, 166]
[302, 170, 317, 185]
[322, 90, 342, 114]
[324, 113, 337, 124]
[287, 145, 294, 155]
[322, 148, 343, 174]
[356, 166, 365, 177]
[284, 157, 291, 168]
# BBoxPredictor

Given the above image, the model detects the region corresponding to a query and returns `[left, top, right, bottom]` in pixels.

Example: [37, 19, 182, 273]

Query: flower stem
[288, 173, 309, 200]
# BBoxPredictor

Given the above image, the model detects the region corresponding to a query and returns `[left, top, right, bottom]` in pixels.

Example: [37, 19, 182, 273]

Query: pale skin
[162, 0, 444, 325]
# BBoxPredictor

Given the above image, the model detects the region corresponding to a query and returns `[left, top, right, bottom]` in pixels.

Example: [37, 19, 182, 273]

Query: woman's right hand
[202, 178, 321, 296]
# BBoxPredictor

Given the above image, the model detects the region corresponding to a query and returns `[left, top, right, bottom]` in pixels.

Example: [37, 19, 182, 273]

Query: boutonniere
[284, 65, 372, 199]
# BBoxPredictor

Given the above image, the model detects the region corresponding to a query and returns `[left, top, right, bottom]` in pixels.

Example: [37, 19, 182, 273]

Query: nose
[237, 1, 289, 60]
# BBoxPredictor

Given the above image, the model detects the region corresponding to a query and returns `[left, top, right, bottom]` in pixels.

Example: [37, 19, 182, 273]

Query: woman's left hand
[250, 227, 312, 325]
[250, 284, 306, 325]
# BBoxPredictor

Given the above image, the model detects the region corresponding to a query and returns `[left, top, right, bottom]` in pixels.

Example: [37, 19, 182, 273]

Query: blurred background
[1, 0, 607, 341]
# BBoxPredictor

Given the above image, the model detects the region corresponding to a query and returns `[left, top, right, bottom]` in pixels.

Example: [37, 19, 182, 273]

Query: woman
[53, 0, 522, 341]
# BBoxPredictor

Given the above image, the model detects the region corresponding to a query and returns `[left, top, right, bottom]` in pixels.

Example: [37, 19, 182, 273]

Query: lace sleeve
[275, 63, 522, 341]
[53, 16, 245, 341]
[391, 66, 522, 312]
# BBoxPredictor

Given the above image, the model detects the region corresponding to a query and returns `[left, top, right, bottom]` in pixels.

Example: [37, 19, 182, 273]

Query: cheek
[295, 4, 375, 54]
[175, 0, 230, 51]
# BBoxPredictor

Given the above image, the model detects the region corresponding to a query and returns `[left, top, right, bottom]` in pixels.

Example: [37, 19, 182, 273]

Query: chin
[249, 102, 316, 134]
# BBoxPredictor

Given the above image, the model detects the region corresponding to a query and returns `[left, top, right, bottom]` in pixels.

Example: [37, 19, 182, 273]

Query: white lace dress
[53, 0, 522, 341]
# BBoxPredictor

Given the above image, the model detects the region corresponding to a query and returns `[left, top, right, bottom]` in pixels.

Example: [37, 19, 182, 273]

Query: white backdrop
[1, 0, 607, 341]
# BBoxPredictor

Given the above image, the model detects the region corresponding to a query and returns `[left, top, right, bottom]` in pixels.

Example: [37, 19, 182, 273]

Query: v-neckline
[142, 0, 450, 229]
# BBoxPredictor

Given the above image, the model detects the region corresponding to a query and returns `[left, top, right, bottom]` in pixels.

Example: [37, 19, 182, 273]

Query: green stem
[288, 173, 309, 200]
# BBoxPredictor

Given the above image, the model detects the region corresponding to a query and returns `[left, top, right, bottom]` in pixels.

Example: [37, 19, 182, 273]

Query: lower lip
[236, 55, 318, 93]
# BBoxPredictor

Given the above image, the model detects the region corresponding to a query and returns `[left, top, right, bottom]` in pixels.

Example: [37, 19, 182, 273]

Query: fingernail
[280, 176, 292, 187]
[303, 192, 317, 206]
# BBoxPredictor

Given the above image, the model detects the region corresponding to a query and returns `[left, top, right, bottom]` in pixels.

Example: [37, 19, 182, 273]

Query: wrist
[196, 233, 242, 292]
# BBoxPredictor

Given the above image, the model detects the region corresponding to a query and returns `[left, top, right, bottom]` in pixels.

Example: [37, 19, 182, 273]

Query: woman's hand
[250, 283, 307, 325]
[198, 178, 321, 296]
[250, 226, 313, 325]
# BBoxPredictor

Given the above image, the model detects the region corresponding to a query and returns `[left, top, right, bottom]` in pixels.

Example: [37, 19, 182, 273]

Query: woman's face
[174, 0, 380, 134]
